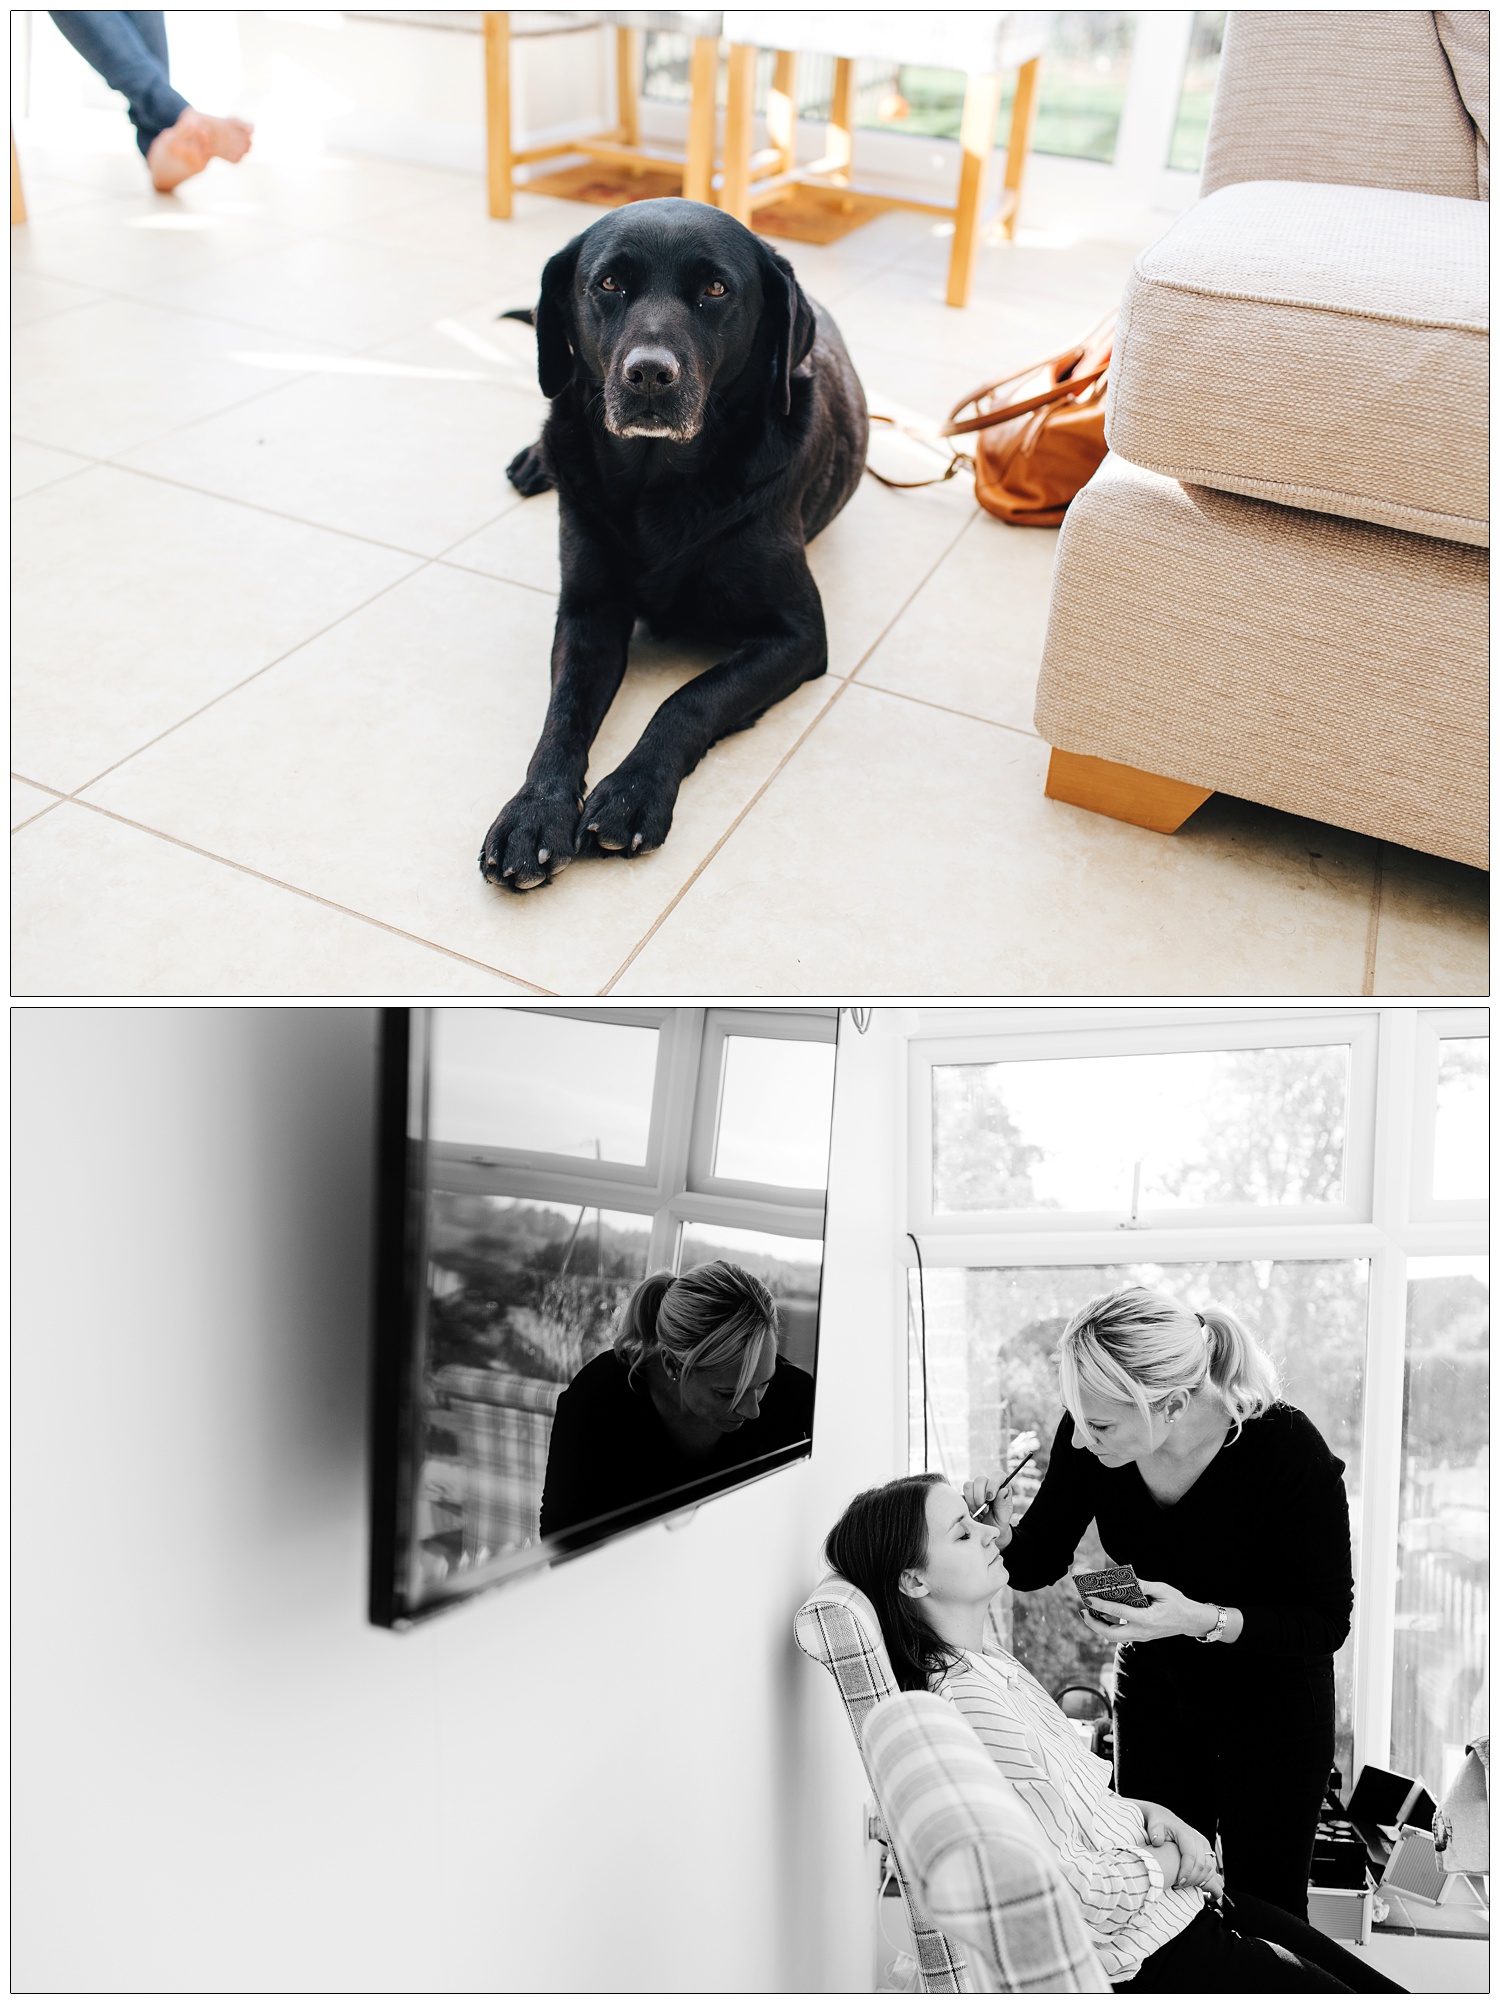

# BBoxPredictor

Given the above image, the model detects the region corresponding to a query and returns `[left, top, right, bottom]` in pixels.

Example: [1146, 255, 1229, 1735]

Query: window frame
[1408, 1008, 1488, 1223]
[901, 1006, 1488, 1781]
[419, 1005, 836, 1275]
[686, 1007, 839, 1213]
[910, 1009, 1379, 1236]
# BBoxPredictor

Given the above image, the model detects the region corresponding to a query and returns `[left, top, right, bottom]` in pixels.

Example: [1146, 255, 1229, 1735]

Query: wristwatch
[1196, 1603, 1229, 1643]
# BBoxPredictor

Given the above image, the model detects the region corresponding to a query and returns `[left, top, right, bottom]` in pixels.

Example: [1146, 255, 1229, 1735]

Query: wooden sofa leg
[1044, 747, 1214, 834]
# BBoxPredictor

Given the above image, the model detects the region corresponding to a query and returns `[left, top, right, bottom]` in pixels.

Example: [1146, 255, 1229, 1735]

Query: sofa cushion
[1107, 179, 1488, 548]
[1201, 10, 1482, 203]
[1437, 12, 1490, 198]
[1033, 454, 1488, 870]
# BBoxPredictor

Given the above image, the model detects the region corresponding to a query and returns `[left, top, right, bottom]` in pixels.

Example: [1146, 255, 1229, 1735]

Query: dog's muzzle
[605, 343, 703, 440]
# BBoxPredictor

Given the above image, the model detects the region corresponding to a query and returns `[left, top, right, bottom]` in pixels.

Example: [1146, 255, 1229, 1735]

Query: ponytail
[1059, 1285, 1279, 1443]
[613, 1261, 779, 1399]
[1199, 1305, 1280, 1437]
[614, 1272, 675, 1389]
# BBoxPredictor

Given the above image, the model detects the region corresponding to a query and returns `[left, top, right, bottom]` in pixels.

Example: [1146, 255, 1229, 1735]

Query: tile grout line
[10, 801, 67, 835]
[57, 559, 440, 799]
[47, 796, 555, 994]
[1361, 844, 1385, 996]
[27, 501, 554, 809]
[595, 498, 986, 993]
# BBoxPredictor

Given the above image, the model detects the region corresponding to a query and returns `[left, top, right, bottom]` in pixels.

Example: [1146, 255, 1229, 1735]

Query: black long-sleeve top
[1004, 1403, 1353, 1671]
[539, 1350, 814, 1538]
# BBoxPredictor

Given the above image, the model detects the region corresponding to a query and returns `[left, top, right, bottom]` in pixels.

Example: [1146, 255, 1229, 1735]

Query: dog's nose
[622, 346, 681, 393]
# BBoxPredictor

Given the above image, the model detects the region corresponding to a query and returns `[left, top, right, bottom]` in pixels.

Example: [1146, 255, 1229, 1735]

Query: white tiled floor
[11, 125, 1487, 996]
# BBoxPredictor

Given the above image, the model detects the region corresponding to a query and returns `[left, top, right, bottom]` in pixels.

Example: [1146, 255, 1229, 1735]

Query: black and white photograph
[14, 1005, 1489, 1992]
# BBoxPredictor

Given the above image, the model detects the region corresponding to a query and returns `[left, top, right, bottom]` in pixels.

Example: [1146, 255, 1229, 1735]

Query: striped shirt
[934, 1647, 1203, 1985]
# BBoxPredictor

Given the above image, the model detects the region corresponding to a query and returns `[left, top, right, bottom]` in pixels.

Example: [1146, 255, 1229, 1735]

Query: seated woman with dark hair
[540, 1261, 813, 1537]
[825, 1474, 1404, 1995]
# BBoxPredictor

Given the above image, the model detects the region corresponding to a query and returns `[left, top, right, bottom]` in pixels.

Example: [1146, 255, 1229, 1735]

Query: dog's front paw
[506, 440, 554, 498]
[577, 763, 678, 860]
[479, 785, 579, 891]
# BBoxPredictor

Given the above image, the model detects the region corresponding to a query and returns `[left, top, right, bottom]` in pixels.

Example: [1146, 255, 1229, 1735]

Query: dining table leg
[826, 56, 854, 186]
[615, 26, 640, 150]
[768, 49, 797, 178]
[1000, 55, 1042, 242]
[683, 33, 719, 203]
[483, 11, 512, 220]
[947, 68, 1001, 307]
[720, 40, 757, 224]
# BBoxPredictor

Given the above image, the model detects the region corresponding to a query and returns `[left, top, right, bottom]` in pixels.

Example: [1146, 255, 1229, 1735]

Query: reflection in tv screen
[370, 1006, 838, 1627]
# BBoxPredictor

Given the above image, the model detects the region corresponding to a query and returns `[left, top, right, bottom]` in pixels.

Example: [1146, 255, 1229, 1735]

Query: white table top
[721, 10, 1051, 72]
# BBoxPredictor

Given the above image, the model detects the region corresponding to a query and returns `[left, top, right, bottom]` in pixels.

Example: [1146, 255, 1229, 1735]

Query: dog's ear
[535, 233, 587, 398]
[759, 241, 818, 416]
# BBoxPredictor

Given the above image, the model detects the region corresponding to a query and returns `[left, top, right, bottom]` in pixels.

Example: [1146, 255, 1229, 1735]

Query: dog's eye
[598, 275, 622, 292]
[703, 279, 727, 298]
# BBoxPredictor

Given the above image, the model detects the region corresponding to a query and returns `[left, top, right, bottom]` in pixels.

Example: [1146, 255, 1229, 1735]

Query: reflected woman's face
[676, 1345, 777, 1433]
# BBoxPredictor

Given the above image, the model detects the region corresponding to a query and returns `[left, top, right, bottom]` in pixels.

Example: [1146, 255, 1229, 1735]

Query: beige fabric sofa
[1033, 11, 1489, 870]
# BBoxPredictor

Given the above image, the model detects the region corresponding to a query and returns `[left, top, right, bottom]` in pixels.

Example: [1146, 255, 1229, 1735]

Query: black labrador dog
[479, 197, 868, 891]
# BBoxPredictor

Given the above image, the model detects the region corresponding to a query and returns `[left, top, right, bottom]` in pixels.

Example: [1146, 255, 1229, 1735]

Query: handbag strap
[941, 355, 1109, 438]
[863, 412, 971, 490]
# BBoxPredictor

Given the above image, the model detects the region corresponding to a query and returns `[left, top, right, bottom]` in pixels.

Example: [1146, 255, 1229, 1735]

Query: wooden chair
[717, 12, 1047, 307]
[483, 10, 724, 220]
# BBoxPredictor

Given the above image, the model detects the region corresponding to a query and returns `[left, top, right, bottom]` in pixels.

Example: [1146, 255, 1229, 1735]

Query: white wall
[13, 1006, 905, 1993]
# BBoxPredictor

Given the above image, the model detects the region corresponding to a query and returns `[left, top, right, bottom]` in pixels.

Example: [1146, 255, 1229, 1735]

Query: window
[914, 1014, 1376, 1234]
[909, 1255, 1366, 1786]
[1394, 1257, 1489, 1797]
[428, 1009, 660, 1166]
[1166, 12, 1225, 173]
[905, 1008, 1487, 1785]
[931, 1039, 1357, 1220]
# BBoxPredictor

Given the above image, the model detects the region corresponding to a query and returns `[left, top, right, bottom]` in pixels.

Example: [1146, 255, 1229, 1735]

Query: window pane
[415, 1196, 651, 1585]
[1167, 12, 1225, 173]
[428, 1010, 658, 1164]
[679, 1222, 824, 1376]
[932, 1043, 1350, 1215]
[908, 1258, 1366, 1787]
[1394, 1257, 1489, 1796]
[713, 1035, 836, 1188]
[1433, 1039, 1487, 1200]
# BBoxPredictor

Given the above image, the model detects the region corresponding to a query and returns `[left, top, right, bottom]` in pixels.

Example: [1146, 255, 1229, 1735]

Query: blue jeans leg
[47, 12, 190, 157]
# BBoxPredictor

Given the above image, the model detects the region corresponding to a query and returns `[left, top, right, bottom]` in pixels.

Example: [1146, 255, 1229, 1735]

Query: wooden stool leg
[11, 128, 26, 226]
[1044, 748, 1214, 834]
[1000, 55, 1041, 241]
[616, 26, 640, 149]
[947, 70, 1001, 308]
[721, 42, 757, 225]
[683, 34, 719, 203]
[483, 12, 512, 220]
[826, 56, 854, 186]
[768, 49, 797, 177]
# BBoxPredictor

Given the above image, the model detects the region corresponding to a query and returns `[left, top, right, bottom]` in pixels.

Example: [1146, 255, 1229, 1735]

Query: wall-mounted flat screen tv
[370, 1005, 839, 1628]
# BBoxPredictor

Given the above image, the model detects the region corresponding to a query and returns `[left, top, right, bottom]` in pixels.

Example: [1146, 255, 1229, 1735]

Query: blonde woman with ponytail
[539, 1261, 812, 1538]
[966, 1285, 1355, 1926]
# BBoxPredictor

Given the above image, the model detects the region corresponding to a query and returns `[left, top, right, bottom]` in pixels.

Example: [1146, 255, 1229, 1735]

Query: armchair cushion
[1106, 178, 1488, 548]
[1436, 12, 1490, 196]
[1201, 10, 1481, 202]
[862, 1693, 1110, 1993]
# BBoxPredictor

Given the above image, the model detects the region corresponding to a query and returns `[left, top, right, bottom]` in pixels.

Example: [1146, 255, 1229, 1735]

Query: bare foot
[146, 108, 254, 192]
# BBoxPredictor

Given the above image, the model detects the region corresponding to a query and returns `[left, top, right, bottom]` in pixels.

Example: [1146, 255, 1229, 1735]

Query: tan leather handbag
[867, 310, 1115, 527]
